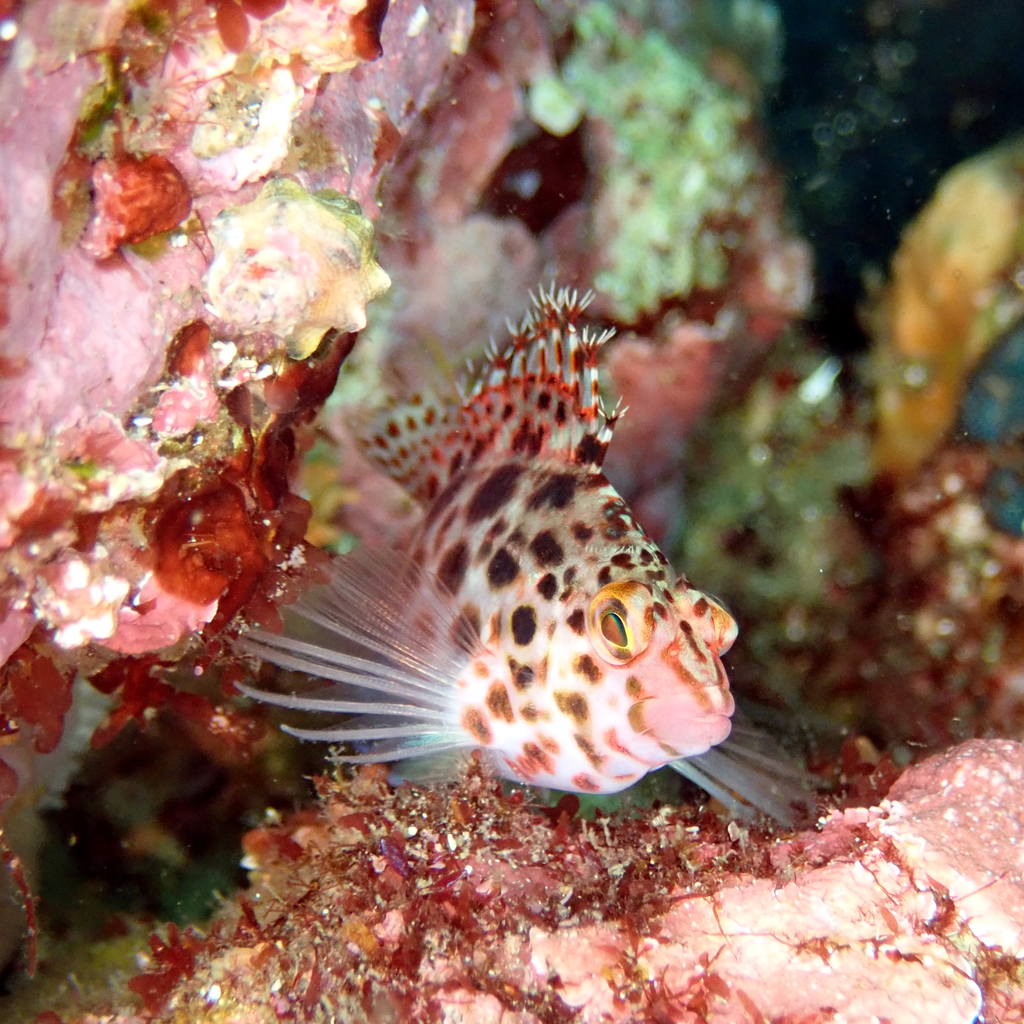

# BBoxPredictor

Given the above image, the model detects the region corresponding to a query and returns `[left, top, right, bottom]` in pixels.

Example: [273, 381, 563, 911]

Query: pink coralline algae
[0, 0, 478, 824]
[47, 740, 1021, 1023]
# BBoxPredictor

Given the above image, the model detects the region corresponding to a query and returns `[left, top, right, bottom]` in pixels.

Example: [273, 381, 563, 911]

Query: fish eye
[600, 610, 629, 648]
[588, 581, 654, 663]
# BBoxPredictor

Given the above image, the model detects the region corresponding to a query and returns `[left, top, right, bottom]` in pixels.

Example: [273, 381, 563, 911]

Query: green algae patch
[540, 1, 766, 321]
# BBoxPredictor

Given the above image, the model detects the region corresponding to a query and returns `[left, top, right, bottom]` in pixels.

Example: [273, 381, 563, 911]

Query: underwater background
[1, 0, 1024, 1020]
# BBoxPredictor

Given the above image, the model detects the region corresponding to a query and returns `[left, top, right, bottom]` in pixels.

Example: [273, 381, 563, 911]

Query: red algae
[149, 479, 267, 616]
[1, 649, 73, 755]
[127, 923, 204, 1015]
[212, 0, 250, 54]
[81, 155, 192, 258]
[348, 0, 389, 61]
[165, 321, 212, 378]
[46, 744, 1024, 1022]
[241, 0, 287, 19]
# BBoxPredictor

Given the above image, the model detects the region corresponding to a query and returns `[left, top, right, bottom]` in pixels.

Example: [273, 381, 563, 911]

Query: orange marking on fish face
[658, 636, 715, 712]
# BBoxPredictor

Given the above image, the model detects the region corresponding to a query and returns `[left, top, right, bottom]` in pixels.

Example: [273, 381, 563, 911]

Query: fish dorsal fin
[364, 286, 622, 504]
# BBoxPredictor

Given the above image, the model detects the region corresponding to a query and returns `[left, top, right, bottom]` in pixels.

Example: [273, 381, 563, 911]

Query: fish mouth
[626, 700, 733, 762]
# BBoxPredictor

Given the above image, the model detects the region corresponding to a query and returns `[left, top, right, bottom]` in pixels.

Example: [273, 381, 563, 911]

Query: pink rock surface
[879, 738, 1024, 957]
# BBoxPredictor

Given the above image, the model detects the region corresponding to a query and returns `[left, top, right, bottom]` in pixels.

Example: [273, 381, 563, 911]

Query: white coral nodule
[203, 178, 391, 359]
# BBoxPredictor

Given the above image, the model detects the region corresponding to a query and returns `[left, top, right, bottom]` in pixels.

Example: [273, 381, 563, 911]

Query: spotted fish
[240, 288, 805, 821]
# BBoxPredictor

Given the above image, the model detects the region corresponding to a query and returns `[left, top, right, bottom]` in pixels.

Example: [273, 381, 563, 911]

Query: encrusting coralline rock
[51, 739, 1023, 1023]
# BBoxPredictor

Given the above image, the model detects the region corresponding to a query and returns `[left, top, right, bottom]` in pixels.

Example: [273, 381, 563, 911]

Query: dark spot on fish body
[539, 734, 560, 754]
[573, 653, 602, 684]
[449, 450, 464, 477]
[575, 434, 605, 466]
[487, 547, 518, 587]
[522, 741, 555, 775]
[486, 683, 514, 723]
[574, 733, 606, 768]
[610, 552, 633, 569]
[463, 708, 493, 744]
[537, 391, 551, 411]
[439, 509, 458, 538]
[554, 400, 567, 426]
[511, 605, 537, 646]
[572, 522, 594, 542]
[563, 566, 576, 587]
[693, 596, 709, 617]
[424, 471, 467, 529]
[605, 518, 629, 539]
[530, 530, 564, 567]
[438, 541, 468, 595]
[460, 602, 481, 639]
[470, 434, 493, 462]
[521, 703, 540, 722]
[555, 690, 589, 723]
[513, 662, 535, 690]
[639, 549, 653, 565]
[627, 703, 646, 735]
[537, 573, 558, 600]
[506, 527, 525, 547]
[597, 565, 612, 585]
[511, 421, 544, 455]
[652, 600, 667, 620]
[567, 608, 585, 635]
[625, 675, 642, 698]
[527, 472, 577, 511]
[386, 420, 400, 437]
[489, 611, 502, 641]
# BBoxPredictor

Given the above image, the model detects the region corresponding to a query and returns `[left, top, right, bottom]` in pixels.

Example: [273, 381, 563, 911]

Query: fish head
[582, 577, 736, 765]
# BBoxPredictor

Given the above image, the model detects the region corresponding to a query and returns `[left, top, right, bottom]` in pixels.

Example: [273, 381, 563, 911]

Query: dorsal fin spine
[365, 288, 620, 503]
